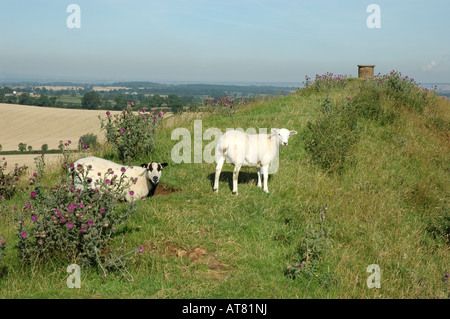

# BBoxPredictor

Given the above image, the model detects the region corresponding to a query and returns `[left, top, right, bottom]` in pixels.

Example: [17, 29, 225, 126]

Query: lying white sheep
[72, 156, 168, 202]
[213, 128, 297, 195]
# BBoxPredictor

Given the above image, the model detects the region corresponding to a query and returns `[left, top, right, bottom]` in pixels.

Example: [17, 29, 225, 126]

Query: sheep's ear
[161, 163, 168, 168]
[140, 163, 148, 169]
[290, 130, 298, 136]
[271, 128, 279, 134]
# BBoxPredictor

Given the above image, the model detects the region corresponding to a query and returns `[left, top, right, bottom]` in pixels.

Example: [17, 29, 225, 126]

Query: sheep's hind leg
[232, 164, 241, 195]
[257, 167, 262, 188]
[262, 165, 269, 193]
[213, 156, 224, 192]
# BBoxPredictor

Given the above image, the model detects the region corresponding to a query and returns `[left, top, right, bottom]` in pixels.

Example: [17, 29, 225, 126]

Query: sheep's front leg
[232, 164, 241, 195]
[213, 157, 224, 192]
[262, 165, 269, 193]
[257, 167, 262, 188]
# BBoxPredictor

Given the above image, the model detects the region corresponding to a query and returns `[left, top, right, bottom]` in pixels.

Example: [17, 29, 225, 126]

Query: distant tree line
[0, 82, 297, 111]
[81, 91, 187, 112]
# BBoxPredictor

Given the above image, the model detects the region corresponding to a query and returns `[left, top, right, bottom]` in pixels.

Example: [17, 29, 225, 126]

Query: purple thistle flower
[88, 221, 94, 226]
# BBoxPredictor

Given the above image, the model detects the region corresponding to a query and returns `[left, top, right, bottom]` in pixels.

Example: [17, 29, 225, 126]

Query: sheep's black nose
[153, 176, 159, 183]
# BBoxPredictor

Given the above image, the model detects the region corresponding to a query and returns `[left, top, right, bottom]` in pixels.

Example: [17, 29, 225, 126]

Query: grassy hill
[0, 72, 448, 299]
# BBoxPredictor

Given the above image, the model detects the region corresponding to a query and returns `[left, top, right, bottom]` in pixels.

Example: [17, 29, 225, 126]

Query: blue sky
[0, 0, 449, 84]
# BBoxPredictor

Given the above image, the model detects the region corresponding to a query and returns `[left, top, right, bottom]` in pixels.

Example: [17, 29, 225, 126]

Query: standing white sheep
[213, 128, 297, 195]
[72, 156, 168, 202]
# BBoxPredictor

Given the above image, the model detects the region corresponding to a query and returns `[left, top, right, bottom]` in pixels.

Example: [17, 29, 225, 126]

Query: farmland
[0, 103, 122, 172]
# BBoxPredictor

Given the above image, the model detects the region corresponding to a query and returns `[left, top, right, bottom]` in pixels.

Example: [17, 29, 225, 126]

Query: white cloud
[422, 61, 437, 71]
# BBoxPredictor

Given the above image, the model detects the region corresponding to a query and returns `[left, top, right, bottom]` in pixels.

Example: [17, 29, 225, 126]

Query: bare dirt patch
[153, 184, 178, 196]
[165, 245, 230, 279]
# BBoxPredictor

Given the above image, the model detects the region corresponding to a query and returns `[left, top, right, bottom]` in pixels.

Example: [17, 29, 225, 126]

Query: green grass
[0, 83, 448, 299]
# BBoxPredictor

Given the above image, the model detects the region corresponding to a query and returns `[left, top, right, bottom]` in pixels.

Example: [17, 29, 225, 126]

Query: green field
[0, 76, 448, 299]
[57, 95, 82, 105]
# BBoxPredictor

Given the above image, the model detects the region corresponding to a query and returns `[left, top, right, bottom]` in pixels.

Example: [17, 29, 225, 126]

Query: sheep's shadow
[207, 170, 272, 192]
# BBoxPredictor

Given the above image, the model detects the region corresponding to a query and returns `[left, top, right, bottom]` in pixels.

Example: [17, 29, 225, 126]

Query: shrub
[352, 81, 397, 125]
[0, 158, 27, 200]
[100, 107, 162, 162]
[79, 133, 98, 150]
[303, 98, 359, 173]
[16, 155, 138, 278]
[371, 70, 435, 113]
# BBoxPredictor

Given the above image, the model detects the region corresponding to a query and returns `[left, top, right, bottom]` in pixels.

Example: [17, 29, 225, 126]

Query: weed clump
[302, 72, 348, 94]
[203, 95, 245, 117]
[285, 205, 337, 289]
[0, 158, 27, 200]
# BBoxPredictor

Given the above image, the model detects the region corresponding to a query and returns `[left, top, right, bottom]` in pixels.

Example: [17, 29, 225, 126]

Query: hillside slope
[0, 74, 448, 299]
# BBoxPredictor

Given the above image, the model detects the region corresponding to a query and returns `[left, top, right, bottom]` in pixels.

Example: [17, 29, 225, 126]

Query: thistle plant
[285, 205, 333, 281]
[302, 72, 348, 93]
[0, 158, 27, 200]
[100, 107, 162, 162]
[16, 157, 139, 278]
[203, 95, 245, 117]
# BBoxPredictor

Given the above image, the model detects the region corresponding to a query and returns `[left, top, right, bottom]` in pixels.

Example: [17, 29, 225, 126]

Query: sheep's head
[271, 128, 297, 146]
[141, 162, 168, 185]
